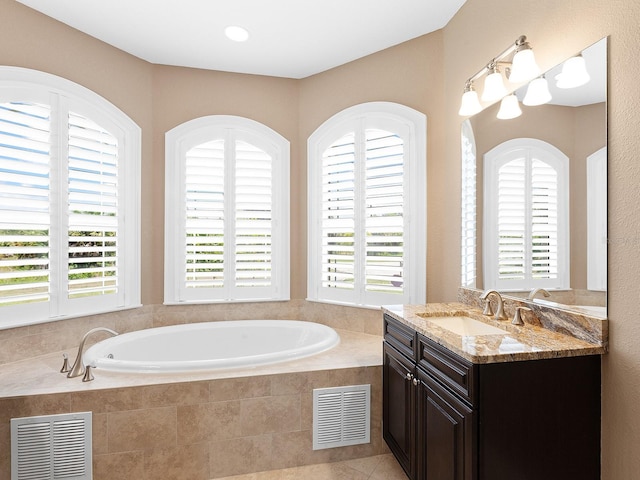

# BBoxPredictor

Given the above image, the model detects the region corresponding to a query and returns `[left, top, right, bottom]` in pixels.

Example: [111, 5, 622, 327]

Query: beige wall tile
[269, 372, 310, 396]
[209, 434, 273, 478]
[93, 413, 108, 455]
[177, 400, 241, 445]
[144, 443, 210, 480]
[93, 451, 145, 480]
[240, 395, 300, 437]
[0, 424, 9, 480]
[209, 376, 271, 402]
[108, 406, 177, 453]
[0, 393, 70, 424]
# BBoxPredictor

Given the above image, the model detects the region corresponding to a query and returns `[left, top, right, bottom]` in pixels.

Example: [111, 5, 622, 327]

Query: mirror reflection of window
[461, 119, 477, 287]
[484, 138, 569, 291]
[587, 147, 607, 291]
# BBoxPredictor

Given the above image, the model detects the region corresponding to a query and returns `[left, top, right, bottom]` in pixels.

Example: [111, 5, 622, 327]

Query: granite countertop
[382, 302, 607, 364]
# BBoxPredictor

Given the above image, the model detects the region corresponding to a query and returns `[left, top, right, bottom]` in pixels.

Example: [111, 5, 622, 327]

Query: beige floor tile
[369, 453, 409, 480]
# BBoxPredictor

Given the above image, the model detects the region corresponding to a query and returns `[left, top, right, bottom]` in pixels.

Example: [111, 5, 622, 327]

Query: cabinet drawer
[384, 314, 417, 361]
[418, 335, 476, 405]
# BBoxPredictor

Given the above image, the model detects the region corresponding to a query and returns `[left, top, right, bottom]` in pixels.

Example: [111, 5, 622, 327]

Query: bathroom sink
[424, 316, 509, 336]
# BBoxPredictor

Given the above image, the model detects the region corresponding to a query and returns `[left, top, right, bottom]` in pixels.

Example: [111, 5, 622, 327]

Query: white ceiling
[17, 0, 467, 79]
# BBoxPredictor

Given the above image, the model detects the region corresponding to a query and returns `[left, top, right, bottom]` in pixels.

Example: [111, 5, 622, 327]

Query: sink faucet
[66, 327, 119, 378]
[528, 288, 551, 300]
[480, 289, 508, 320]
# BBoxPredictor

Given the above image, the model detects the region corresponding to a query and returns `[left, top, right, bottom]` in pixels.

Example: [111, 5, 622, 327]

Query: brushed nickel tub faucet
[65, 327, 119, 379]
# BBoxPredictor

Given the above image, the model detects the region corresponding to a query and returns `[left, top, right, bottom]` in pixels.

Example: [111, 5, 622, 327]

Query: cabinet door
[418, 369, 475, 480]
[383, 342, 416, 479]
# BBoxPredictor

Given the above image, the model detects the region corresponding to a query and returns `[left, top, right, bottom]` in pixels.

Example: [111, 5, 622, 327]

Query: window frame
[483, 137, 570, 291]
[164, 115, 290, 304]
[307, 102, 426, 308]
[0, 66, 141, 329]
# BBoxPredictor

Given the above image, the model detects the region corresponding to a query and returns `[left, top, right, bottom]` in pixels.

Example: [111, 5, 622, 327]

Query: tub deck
[0, 328, 382, 398]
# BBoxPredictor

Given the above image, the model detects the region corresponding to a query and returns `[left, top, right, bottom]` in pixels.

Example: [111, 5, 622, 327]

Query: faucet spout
[480, 289, 508, 320]
[67, 327, 119, 378]
[528, 288, 551, 300]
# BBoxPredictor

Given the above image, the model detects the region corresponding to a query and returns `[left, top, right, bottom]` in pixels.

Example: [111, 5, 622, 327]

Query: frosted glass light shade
[481, 70, 508, 102]
[497, 94, 522, 119]
[523, 76, 552, 106]
[459, 89, 482, 116]
[556, 55, 590, 88]
[509, 48, 541, 83]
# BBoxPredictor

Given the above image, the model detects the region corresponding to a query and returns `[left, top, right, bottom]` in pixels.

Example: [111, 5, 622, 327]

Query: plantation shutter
[67, 111, 119, 299]
[364, 129, 404, 294]
[460, 120, 476, 287]
[0, 102, 51, 306]
[485, 138, 568, 291]
[178, 130, 279, 301]
[235, 140, 273, 288]
[184, 139, 225, 289]
[321, 133, 356, 290]
[319, 127, 406, 302]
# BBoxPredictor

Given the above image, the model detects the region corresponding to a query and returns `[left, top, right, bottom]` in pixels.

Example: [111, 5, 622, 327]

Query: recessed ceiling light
[225, 25, 250, 42]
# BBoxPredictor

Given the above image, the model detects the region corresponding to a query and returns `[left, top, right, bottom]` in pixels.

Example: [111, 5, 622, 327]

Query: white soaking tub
[84, 320, 340, 373]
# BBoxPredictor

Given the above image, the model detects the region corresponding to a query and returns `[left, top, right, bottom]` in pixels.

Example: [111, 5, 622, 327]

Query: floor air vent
[11, 412, 92, 480]
[313, 384, 370, 450]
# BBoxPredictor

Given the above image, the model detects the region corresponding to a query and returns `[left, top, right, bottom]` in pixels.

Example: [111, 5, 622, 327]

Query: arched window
[0, 67, 141, 328]
[461, 119, 477, 288]
[484, 138, 569, 291]
[307, 102, 426, 308]
[165, 115, 290, 303]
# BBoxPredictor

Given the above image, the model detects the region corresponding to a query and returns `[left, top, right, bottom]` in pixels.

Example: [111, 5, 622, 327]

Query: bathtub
[84, 320, 340, 373]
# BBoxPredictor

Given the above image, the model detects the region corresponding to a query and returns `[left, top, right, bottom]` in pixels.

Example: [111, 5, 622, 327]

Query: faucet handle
[482, 299, 494, 317]
[82, 363, 95, 382]
[512, 306, 532, 326]
[60, 353, 70, 374]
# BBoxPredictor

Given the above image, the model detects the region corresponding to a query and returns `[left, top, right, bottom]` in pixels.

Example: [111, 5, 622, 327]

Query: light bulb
[523, 76, 552, 106]
[509, 46, 541, 83]
[497, 94, 522, 120]
[459, 85, 482, 116]
[556, 55, 590, 88]
[482, 67, 508, 102]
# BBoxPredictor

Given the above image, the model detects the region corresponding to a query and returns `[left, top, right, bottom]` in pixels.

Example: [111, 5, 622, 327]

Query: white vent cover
[313, 384, 370, 450]
[11, 412, 92, 480]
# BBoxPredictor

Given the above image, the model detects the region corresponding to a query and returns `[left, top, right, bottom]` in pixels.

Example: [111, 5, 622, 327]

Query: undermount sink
[423, 316, 509, 336]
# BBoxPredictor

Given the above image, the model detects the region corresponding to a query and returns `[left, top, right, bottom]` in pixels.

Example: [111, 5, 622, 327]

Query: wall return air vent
[313, 384, 371, 450]
[11, 412, 92, 480]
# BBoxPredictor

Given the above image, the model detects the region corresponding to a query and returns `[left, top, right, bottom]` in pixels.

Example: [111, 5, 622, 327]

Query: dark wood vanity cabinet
[383, 314, 601, 480]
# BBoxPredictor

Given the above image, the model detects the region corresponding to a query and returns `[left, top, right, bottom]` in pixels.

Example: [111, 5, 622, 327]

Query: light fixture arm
[462, 35, 528, 86]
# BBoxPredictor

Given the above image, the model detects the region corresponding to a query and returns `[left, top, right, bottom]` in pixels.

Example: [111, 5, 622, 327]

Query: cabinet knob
[406, 372, 414, 381]
[412, 378, 418, 386]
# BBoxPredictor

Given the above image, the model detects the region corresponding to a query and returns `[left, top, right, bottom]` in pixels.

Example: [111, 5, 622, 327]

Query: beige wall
[444, 1, 640, 479]
[2, 0, 640, 477]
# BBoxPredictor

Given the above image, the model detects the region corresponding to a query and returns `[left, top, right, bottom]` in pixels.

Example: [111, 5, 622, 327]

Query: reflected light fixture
[556, 55, 590, 88]
[481, 65, 508, 102]
[458, 82, 483, 116]
[523, 75, 552, 106]
[225, 25, 250, 42]
[497, 94, 522, 120]
[458, 35, 540, 118]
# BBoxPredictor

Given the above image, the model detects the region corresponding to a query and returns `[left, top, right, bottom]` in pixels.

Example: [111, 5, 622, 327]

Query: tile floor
[216, 454, 409, 480]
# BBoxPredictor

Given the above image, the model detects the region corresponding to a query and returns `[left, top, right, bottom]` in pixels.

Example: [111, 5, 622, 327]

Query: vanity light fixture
[556, 54, 590, 88]
[496, 93, 522, 119]
[523, 75, 552, 106]
[458, 82, 483, 116]
[458, 35, 540, 117]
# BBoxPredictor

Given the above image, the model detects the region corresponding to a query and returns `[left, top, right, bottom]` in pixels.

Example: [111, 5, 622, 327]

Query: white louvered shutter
[67, 111, 119, 299]
[484, 139, 568, 291]
[321, 133, 356, 291]
[168, 117, 288, 304]
[460, 120, 476, 287]
[0, 102, 51, 307]
[364, 129, 404, 294]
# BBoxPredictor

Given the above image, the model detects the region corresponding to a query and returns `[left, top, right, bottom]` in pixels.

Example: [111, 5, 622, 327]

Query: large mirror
[461, 38, 607, 318]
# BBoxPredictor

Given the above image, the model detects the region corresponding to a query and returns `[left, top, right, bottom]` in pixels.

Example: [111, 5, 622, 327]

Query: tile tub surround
[383, 300, 607, 364]
[0, 329, 385, 480]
